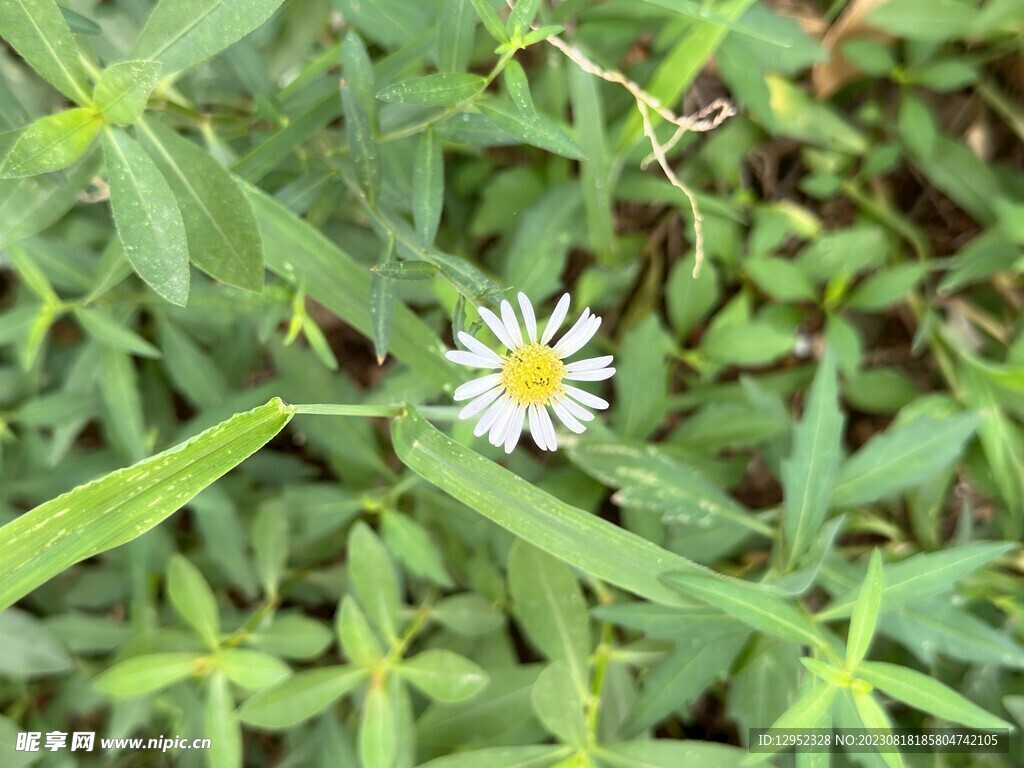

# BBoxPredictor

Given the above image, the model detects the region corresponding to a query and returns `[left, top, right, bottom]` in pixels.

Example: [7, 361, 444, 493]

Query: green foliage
[1, 0, 1022, 765]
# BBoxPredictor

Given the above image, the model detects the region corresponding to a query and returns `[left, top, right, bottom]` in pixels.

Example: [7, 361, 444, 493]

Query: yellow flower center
[501, 343, 566, 406]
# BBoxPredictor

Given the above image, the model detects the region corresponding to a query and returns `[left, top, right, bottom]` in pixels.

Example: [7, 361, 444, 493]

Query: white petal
[503, 405, 526, 454]
[474, 394, 510, 437]
[555, 315, 601, 358]
[528, 404, 547, 451]
[454, 373, 502, 401]
[551, 398, 587, 434]
[563, 384, 609, 410]
[537, 404, 558, 451]
[446, 350, 502, 369]
[541, 293, 571, 345]
[552, 309, 592, 356]
[457, 331, 504, 365]
[565, 367, 615, 382]
[518, 292, 537, 343]
[489, 397, 518, 446]
[554, 393, 594, 422]
[459, 386, 504, 419]
[478, 306, 517, 350]
[565, 355, 614, 373]
[500, 300, 524, 349]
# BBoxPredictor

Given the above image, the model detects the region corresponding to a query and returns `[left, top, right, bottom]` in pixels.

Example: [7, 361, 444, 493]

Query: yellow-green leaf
[0, 108, 101, 178]
[93, 61, 162, 125]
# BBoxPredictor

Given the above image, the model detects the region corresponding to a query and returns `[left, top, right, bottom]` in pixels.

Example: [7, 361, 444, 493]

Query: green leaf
[438, 0, 477, 73]
[0, 0, 91, 104]
[613, 314, 671, 440]
[909, 136, 1000, 225]
[0, 609, 72, 678]
[568, 63, 615, 263]
[846, 549, 883, 671]
[238, 666, 368, 729]
[849, 688, 904, 768]
[93, 61, 162, 125]
[205, 672, 243, 768]
[92, 652, 203, 697]
[60, 5, 101, 35]
[0, 108, 101, 178]
[135, 118, 264, 292]
[845, 264, 927, 311]
[158, 318, 228, 408]
[341, 31, 376, 123]
[504, 185, 582, 300]
[348, 521, 402, 642]
[831, 412, 979, 507]
[897, 92, 938, 160]
[520, 25, 563, 47]
[478, 99, 585, 159]
[217, 648, 290, 690]
[131, 0, 288, 74]
[73, 306, 161, 358]
[97, 346, 147, 462]
[598, 740, 748, 768]
[398, 649, 489, 702]
[782, 348, 844, 569]
[468, 0, 510, 43]
[377, 73, 486, 106]
[360, 680, 398, 768]
[592, 603, 743, 640]
[370, 233, 395, 364]
[0, 151, 100, 250]
[336, 595, 384, 668]
[508, 0, 542, 34]
[251, 503, 288, 596]
[744, 683, 838, 764]
[101, 126, 190, 306]
[380, 509, 453, 588]
[502, 61, 534, 117]
[623, 634, 748, 735]
[431, 593, 504, 636]
[746, 256, 817, 302]
[413, 127, 444, 246]
[247, 614, 333, 661]
[700, 321, 796, 367]
[232, 85, 342, 183]
[878, 597, 1024, 669]
[342, 33, 381, 206]
[569, 442, 769, 538]
[857, 660, 1012, 729]
[7, 244, 58, 303]
[418, 746, 572, 768]
[819, 542, 1014, 621]
[869, 0, 975, 42]
[372, 261, 439, 281]
[167, 553, 221, 649]
[765, 75, 867, 154]
[530, 661, 586, 746]
[248, 187, 457, 388]
[508, 541, 590, 692]
[392, 408, 704, 606]
[0, 398, 294, 610]
[667, 255, 719, 337]
[663, 573, 826, 649]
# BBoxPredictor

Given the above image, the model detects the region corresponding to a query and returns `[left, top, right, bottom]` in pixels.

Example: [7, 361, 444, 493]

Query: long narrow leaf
[391, 408, 706, 606]
[0, 398, 294, 609]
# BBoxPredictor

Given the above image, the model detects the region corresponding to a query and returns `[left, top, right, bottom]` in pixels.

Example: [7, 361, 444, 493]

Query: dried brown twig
[504, 0, 736, 277]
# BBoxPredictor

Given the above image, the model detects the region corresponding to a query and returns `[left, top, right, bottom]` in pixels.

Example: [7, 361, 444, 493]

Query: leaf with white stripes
[0, 398, 294, 610]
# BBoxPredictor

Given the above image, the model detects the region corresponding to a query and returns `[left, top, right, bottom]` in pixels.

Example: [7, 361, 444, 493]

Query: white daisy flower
[445, 292, 615, 454]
